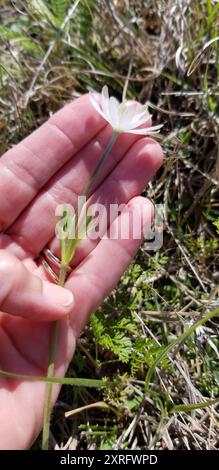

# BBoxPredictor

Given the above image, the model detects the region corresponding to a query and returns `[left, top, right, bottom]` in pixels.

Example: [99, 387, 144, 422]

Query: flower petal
[126, 124, 163, 135]
[119, 103, 139, 129]
[101, 85, 110, 120]
[119, 103, 150, 130]
[129, 106, 148, 124]
[109, 96, 120, 127]
[102, 85, 109, 101]
[91, 86, 162, 136]
[90, 95, 109, 123]
[126, 113, 152, 130]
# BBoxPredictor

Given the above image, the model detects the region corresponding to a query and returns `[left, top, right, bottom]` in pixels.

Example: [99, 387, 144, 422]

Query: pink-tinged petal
[127, 124, 163, 135]
[90, 95, 109, 123]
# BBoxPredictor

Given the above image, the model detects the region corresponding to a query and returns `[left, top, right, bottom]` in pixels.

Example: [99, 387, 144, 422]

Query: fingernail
[44, 283, 74, 309]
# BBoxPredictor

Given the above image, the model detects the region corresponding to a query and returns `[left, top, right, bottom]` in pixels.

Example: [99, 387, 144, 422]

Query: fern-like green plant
[213, 218, 219, 235]
[91, 313, 133, 363]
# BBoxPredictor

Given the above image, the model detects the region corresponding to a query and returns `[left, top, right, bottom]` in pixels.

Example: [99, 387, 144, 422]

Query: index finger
[0, 94, 106, 231]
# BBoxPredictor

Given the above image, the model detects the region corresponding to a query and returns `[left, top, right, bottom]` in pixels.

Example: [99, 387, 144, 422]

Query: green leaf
[49, 0, 69, 21]
[213, 218, 219, 235]
[170, 397, 219, 414]
[0, 369, 105, 388]
[91, 314, 133, 363]
[0, 26, 42, 57]
[29, 0, 61, 28]
[0, 25, 23, 40]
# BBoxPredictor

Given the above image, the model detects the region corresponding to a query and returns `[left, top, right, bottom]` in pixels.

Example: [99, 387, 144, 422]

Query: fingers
[65, 196, 153, 337]
[7, 133, 160, 260]
[0, 94, 106, 231]
[0, 250, 74, 321]
[49, 137, 163, 267]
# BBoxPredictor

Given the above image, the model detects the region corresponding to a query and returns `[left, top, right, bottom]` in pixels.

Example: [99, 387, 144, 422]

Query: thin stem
[83, 131, 119, 197]
[58, 265, 68, 287]
[42, 320, 59, 450]
[60, 132, 119, 267]
[0, 369, 104, 387]
[41, 132, 119, 450]
[42, 266, 67, 450]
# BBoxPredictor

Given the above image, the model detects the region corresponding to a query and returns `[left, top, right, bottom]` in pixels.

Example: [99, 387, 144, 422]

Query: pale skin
[0, 94, 163, 449]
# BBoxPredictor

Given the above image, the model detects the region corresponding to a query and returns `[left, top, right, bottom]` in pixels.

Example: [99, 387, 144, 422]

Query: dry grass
[0, 0, 218, 450]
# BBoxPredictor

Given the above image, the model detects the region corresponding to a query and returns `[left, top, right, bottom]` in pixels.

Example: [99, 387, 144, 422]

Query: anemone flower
[90, 85, 162, 135]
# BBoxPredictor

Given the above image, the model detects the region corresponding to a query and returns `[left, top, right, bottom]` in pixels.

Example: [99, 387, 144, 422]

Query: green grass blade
[0, 369, 105, 388]
[170, 398, 219, 414]
[145, 307, 219, 393]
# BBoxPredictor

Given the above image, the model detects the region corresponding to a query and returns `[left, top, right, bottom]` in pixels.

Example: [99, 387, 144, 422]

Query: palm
[0, 95, 162, 449]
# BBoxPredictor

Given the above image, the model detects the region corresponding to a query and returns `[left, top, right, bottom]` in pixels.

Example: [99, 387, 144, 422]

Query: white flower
[90, 85, 162, 135]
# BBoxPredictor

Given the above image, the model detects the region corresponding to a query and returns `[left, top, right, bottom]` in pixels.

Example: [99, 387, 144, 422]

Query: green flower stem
[58, 265, 68, 287]
[83, 131, 119, 197]
[42, 132, 118, 450]
[42, 320, 59, 450]
[42, 265, 67, 450]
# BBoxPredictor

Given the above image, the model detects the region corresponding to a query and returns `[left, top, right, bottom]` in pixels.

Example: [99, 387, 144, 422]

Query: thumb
[0, 251, 74, 321]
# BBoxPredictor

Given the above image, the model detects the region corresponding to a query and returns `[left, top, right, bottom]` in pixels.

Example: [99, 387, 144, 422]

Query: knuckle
[0, 251, 24, 305]
[0, 252, 17, 278]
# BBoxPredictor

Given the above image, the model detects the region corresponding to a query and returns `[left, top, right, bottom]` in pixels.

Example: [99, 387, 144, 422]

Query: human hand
[0, 94, 163, 449]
